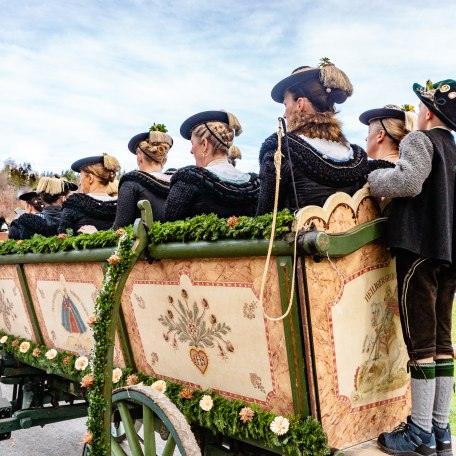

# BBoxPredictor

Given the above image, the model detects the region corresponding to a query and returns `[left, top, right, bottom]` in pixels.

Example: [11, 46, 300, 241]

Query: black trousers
[395, 248, 456, 360]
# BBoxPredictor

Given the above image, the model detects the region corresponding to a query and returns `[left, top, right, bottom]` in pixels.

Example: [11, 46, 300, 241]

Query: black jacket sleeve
[112, 181, 139, 229]
[256, 134, 290, 215]
[164, 180, 200, 221]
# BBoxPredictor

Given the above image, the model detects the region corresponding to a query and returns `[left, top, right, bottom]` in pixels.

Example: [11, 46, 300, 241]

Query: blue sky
[0, 0, 453, 175]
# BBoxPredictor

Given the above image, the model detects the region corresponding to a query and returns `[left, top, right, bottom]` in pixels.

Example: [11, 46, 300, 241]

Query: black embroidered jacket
[58, 193, 117, 233]
[256, 133, 391, 214]
[164, 166, 260, 221]
[112, 170, 170, 228]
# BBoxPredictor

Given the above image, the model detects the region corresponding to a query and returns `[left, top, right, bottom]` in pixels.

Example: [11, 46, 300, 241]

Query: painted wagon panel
[24, 263, 102, 355]
[122, 256, 296, 417]
[0, 265, 36, 342]
[296, 190, 410, 450]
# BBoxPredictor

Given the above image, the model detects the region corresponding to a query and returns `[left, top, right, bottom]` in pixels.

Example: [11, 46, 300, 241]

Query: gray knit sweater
[368, 130, 434, 197]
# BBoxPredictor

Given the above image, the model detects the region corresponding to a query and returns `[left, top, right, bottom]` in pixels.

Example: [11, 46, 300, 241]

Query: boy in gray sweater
[368, 79, 456, 456]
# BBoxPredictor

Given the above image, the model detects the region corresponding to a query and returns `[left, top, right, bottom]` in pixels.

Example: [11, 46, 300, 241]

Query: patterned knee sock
[433, 358, 454, 428]
[410, 362, 436, 433]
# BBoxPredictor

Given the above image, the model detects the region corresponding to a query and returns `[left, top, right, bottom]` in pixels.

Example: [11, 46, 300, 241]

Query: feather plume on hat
[36, 176, 66, 196]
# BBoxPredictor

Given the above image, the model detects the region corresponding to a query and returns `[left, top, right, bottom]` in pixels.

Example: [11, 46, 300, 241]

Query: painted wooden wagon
[0, 189, 410, 455]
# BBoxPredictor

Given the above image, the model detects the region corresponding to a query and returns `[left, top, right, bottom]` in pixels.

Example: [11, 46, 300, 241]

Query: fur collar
[286, 112, 348, 146]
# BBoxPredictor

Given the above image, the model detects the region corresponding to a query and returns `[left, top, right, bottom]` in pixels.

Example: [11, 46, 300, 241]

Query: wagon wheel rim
[109, 384, 201, 456]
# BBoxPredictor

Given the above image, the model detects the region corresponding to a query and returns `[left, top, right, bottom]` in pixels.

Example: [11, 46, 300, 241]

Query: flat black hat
[413, 79, 456, 131]
[71, 155, 105, 172]
[128, 132, 149, 154]
[63, 180, 78, 192]
[359, 106, 406, 125]
[271, 66, 321, 103]
[180, 110, 230, 140]
[18, 191, 38, 202]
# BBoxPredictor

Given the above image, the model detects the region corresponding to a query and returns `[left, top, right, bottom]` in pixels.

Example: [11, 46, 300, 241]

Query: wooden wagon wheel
[109, 384, 201, 456]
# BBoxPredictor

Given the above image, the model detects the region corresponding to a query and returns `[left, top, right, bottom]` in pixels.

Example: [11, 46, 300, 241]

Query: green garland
[148, 210, 295, 243]
[0, 227, 134, 256]
[0, 210, 293, 257]
[0, 331, 88, 381]
[86, 232, 135, 455]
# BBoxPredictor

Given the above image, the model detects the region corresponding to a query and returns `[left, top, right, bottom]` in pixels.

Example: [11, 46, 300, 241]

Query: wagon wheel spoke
[110, 438, 129, 456]
[117, 401, 144, 456]
[142, 403, 156, 456]
[162, 436, 176, 456]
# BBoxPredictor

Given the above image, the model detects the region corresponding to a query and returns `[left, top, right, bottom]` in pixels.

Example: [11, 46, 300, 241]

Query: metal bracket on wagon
[296, 217, 388, 258]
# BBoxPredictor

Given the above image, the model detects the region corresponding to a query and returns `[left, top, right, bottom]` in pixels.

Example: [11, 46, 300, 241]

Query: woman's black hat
[413, 79, 456, 131]
[359, 106, 406, 125]
[128, 133, 149, 154]
[71, 156, 105, 172]
[271, 66, 321, 103]
[180, 111, 229, 139]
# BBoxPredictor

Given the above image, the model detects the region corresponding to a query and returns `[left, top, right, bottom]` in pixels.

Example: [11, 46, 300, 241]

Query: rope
[259, 119, 299, 322]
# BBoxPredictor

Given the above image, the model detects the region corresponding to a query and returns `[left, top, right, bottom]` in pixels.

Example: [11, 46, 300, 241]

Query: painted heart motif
[190, 348, 209, 374]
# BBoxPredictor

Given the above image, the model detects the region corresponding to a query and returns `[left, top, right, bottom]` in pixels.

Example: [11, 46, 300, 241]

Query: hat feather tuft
[319, 63, 353, 96]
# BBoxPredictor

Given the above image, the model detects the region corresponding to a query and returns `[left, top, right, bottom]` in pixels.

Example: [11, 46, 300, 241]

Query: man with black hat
[368, 79, 456, 456]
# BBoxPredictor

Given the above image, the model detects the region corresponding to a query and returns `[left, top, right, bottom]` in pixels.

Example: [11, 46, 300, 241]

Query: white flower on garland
[199, 395, 214, 412]
[112, 367, 123, 384]
[45, 349, 58, 360]
[270, 416, 290, 436]
[0, 336, 8, 344]
[74, 356, 89, 371]
[19, 341, 30, 353]
[151, 380, 167, 394]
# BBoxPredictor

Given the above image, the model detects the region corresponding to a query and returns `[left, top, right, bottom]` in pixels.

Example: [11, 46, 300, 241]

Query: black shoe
[432, 422, 452, 456]
[377, 416, 437, 455]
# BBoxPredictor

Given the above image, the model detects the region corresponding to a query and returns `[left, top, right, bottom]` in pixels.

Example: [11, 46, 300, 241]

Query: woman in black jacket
[9, 176, 77, 239]
[164, 110, 259, 221]
[58, 154, 120, 234]
[257, 59, 372, 215]
[113, 124, 173, 227]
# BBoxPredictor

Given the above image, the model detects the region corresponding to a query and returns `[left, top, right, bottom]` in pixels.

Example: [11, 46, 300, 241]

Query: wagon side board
[297, 190, 410, 450]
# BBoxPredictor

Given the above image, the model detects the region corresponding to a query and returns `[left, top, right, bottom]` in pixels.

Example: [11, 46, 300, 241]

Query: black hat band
[204, 123, 230, 149]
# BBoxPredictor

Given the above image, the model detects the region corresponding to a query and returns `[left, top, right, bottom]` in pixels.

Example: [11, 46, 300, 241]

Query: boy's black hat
[18, 191, 38, 202]
[413, 79, 456, 131]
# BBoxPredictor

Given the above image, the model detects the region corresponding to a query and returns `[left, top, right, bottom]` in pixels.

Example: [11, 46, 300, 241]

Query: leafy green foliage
[0, 227, 134, 256]
[0, 211, 293, 257]
[148, 210, 295, 244]
[149, 123, 168, 133]
[86, 232, 135, 455]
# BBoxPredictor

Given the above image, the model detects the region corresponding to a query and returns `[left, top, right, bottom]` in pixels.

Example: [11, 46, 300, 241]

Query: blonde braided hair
[191, 111, 243, 159]
[82, 154, 120, 186]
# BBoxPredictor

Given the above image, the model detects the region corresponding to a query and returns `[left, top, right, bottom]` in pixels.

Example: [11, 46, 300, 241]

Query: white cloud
[0, 0, 454, 177]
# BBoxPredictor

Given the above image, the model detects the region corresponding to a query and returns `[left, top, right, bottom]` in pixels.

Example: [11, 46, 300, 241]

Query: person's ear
[162, 157, 167, 166]
[296, 97, 306, 112]
[377, 129, 386, 143]
[202, 138, 209, 153]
